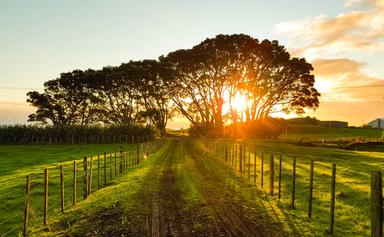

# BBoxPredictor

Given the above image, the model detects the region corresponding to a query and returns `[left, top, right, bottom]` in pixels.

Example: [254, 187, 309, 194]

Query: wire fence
[209, 141, 382, 236]
[0, 139, 165, 236]
[279, 136, 384, 148]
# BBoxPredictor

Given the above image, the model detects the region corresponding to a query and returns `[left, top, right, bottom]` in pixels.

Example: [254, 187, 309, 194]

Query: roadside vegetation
[35, 139, 284, 236]
[283, 124, 383, 140]
[0, 142, 139, 236]
[214, 137, 384, 236]
[2, 132, 384, 236]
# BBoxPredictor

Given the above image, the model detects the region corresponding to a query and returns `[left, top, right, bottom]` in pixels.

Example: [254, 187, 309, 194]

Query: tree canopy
[27, 34, 320, 137]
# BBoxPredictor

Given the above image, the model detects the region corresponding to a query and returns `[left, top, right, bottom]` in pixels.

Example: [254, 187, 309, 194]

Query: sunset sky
[0, 0, 383, 128]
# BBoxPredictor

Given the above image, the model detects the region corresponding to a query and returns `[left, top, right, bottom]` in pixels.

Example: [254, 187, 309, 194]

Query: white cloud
[275, 1, 384, 58]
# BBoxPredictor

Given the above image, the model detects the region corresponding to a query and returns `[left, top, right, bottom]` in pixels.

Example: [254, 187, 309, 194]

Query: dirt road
[55, 139, 282, 237]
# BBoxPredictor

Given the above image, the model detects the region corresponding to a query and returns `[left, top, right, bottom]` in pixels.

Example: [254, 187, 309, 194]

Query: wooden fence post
[234, 145, 237, 170]
[88, 157, 93, 194]
[137, 144, 140, 164]
[225, 145, 228, 163]
[60, 165, 64, 213]
[97, 154, 100, 189]
[229, 145, 232, 167]
[121, 151, 124, 170]
[278, 154, 282, 199]
[73, 161, 76, 206]
[308, 160, 314, 219]
[128, 149, 130, 170]
[44, 168, 48, 226]
[371, 171, 383, 237]
[110, 152, 113, 180]
[242, 146, 245, 175]
[261, 152, 264, 189]
[114, 151, 117, 176]
[291, 157, 296, 209]
[129, 150, 132, 168]
[215, 144, 218, 156]
[104, 152, 107, 185]
[329, 163, 336, 234]
[248, 150, 251, 179]
[222, 144, 225, 160]
[23, 175, 31, 237]
[239, 145, 243, 173]
[243, 145, 246, 173]
[269, 154, 274, 196]
[120, 150, 123, 173]
[254, 148, 257, 184]
[232, 145, 234, 167]
[243, 147, 246, 175]
[83, 157, 88, 199]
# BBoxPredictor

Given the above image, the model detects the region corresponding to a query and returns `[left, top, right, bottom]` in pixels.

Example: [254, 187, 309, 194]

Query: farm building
[286, 117, 349, 128]
[319, 120, 348, 128]
[367, 118, 384, 128]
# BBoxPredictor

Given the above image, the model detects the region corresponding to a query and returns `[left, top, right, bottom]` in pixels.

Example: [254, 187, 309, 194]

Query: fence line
[211, 140, 384, 236]
[0, 139, 165, 237]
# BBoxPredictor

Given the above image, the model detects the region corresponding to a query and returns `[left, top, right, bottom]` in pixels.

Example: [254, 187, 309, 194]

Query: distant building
[319, 121, 348, 128]
[286, 117, 349, 128]
[367, 118, 384, 128]
[286, 117, 318, 125]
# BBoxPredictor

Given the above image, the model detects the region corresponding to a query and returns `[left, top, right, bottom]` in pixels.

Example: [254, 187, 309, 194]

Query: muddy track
[151, 139, 191, 237]
[61, 139, 281, 237]
[185, 141, 275, 237]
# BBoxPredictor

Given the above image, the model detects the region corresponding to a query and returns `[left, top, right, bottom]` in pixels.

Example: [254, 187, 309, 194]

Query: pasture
[283, 124, 383, 140]
[0, 143, 148, 236]
[1, 127, 384, 236]
[213, 137, 384, 236]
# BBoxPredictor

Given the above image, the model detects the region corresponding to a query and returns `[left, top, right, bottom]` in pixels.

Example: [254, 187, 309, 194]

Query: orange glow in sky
[1, 0, 383, 128]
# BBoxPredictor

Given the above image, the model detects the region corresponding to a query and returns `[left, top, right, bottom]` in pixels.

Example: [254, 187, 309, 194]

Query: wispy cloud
[275, 0, 384, 58]
[344, 0, 384, 8]
[312, 58, 384, 102]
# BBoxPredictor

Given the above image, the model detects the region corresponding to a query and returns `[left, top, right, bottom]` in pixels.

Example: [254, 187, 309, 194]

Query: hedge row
[0, 125, 155, 144]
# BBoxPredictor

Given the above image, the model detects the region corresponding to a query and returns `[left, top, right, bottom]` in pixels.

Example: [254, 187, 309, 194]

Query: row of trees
[27, 60, 171, 135]
[27, 34, 320, 137]
[0, 124, 154, 144]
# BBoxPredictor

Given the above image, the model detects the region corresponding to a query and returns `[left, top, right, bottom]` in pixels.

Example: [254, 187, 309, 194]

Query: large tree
[134, 60, 174, 136]
[163, 34, 320, 135]
[95, 65, 142, 125]
[27, 69, 102, 125]
[162, 34, 257, 134]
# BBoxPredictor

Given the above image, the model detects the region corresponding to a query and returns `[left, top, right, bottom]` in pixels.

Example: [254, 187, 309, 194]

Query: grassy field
[213, 138, 384, 236]
[32, 141, 172, 236]
[2, 126, 384, 236]
[283, 124, 383, 140]
[0, 143, 136, 178]
[0, 142, 156, 236]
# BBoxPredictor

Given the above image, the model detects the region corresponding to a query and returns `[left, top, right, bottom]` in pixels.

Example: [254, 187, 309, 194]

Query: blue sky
[0, 0, 383, 127]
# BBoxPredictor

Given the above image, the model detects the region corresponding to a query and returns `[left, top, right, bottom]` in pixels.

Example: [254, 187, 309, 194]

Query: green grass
[0, 142, 156, 236]
[35, 140, 171, 236]
[37, 139, 285, 236]
[213, 138, 384, 236]
[0, 143, 136, 178]
[2, 129, 383, 236]
[283, 124, 383, 140]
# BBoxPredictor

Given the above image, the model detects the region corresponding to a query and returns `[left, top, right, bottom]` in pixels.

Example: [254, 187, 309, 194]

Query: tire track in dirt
[185, 141, 279, 237]
[61, 139, 279, 236]
[146, 139, 191, 237]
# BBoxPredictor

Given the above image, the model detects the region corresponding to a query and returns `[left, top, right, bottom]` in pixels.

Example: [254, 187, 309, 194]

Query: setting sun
[231, 93, 247, 112]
